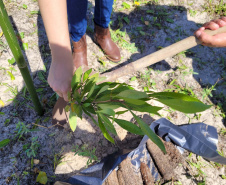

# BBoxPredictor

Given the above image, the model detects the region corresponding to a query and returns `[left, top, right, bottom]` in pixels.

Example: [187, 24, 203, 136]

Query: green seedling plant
[66, 67, 211, 153]
[14, 122, 38, 140]
[201, 82, 218, 100]
[23, 137, 40, 158]
[72, 144, 99, 167]
[187, 156, 208, 184]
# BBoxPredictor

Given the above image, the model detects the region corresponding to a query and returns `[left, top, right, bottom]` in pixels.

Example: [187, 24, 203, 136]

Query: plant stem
[0, 1, 43, 115]
[94, 99, 124, 104]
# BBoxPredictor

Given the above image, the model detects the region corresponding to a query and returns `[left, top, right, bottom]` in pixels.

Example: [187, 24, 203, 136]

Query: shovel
[52, 26, 226, 126]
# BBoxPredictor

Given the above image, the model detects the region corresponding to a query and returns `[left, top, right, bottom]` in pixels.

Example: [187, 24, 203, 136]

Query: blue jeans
[67, 0, 114, 42]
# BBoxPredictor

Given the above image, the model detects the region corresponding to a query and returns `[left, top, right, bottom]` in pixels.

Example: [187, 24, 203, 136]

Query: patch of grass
[139, 68, 157, 90]
[110, 28, 138, 53]
[189, 9, 197, 17]
[220, 128, 226, 136]
[203, 0, 226, 17]
[72, 144, 99, 167]
[201, 82, 218, 100]
[187, 156, 209, 184]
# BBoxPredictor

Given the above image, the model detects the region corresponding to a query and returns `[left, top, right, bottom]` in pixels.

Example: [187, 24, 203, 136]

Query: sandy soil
[0, 0, 226, 184]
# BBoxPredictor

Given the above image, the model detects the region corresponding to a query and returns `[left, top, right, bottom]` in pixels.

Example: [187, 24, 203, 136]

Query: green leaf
[0, 139, 10, 148]
[123, 17, 130, 24]
[83, 68, 92, 82]
[115, 110, 128, 115]
[130, 111, 166, 154]
[65, 105, 70, 112]
[73, 103, 83, 119]
[130, 76, 136, 81]
[114, 118, 143, 135]
[71, 66, 83, 90]
[36, 171, 48, 185]
[88, 72, 99, 82]
[166, 18, 174, 23]
[96, 85, 109, 97]
[98, 116, 115, 144]
[7, 71, 15, 80]
[8, 58, 15, 65]
[97, 108, 115, 116]
[111, 84, 134, 95]
[0, 112, 5, 115]
[122, 2, 131, 9]
[67, 91, 72, 102]
[22, 4, 27, 9]
[115, 90, 149, 99]
[146, 10, 154, 14]
[82, 106, 98, 126]
[84, 104, 96, 114]
[36, 88, 43, 92]
[98, 103, 121, 110]
[149, 92, 211, 113]
[98, 113, 117, 135]
[22, 43, 28, 50]
[73, 90, 81, 103]
[69, 111, 77, 132]
[19, 32, 25, 39]
[95, 94, 111, 102]
[82, 78, 95, 97]
[83, 103, 90, 107]
[144, 86, 149, 92]
[96, 76, 107, 83]
[122, 98, 146, 105]
[126, 102, 162, 115]
[30, 10, 40, 15]
[86, 83, 96, 99]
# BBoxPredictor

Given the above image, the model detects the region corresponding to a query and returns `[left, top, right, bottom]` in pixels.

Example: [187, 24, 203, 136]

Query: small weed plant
[14, 122, 38, 140]
[66, 67, 211, 153]
[23, 137, 40, 158]
[204, 0, 226, 16]
[72, 144, 99, 167]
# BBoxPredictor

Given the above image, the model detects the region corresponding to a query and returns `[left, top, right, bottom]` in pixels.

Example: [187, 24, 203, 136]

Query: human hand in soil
[48, 46, 75, 102]
[195, 17, 226, 47]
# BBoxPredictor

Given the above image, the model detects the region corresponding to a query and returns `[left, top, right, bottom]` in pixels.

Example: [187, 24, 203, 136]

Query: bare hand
[48, 46, 75, 102]
[194, 17, 226, 47]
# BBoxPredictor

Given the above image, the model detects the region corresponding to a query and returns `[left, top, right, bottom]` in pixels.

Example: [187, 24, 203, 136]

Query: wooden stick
[103, 26, 226, 82]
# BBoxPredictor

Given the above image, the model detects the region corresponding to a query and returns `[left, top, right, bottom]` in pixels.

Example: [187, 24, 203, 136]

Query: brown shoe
[72, 34, 88, 68]
[94, 24, 121, 63]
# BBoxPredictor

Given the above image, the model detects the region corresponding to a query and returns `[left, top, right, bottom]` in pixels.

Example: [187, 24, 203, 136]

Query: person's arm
[194, 17, 226, 47]
[38, 0, 74, 101]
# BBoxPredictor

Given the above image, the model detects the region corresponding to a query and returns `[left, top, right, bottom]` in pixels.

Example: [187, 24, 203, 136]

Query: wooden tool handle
[103, 26, 226, 82]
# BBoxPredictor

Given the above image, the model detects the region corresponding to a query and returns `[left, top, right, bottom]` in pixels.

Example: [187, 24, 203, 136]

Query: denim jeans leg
[67, 0, 88, 42]
[94, 0, 114, 28]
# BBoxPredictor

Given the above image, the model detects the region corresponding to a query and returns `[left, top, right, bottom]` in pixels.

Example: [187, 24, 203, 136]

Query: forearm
[38, 0, 71, 55]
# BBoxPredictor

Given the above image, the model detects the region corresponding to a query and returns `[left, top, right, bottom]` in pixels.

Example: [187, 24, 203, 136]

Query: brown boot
[94, 23, 121, 63]
[72, 34, 88, 68]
